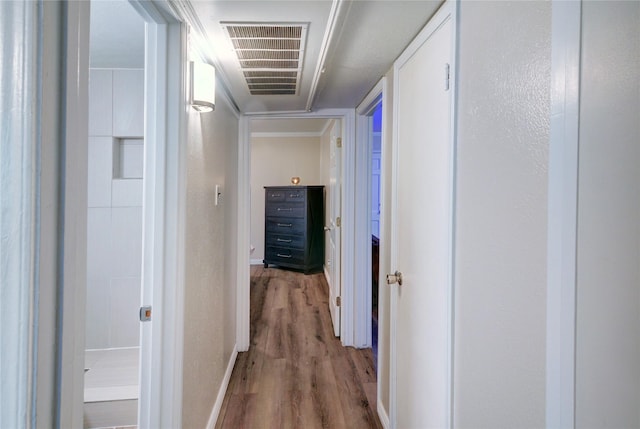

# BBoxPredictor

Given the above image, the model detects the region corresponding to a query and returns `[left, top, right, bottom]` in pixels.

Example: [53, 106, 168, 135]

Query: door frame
[545, 0, 581, 426]
[63, 1, 188, 427]
[132, 3, 187, 427]
[354, 79, 385, 348]
[237, 108, 357, 347]
[388, 1, 458, 427]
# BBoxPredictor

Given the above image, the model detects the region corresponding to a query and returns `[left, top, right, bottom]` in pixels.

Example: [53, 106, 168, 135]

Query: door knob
[386, 271, 403, 286]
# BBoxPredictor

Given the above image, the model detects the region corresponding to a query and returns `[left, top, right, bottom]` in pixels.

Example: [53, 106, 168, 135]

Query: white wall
[86, 68, 144, 349]
[249, 135, 322, 261]
[453, 2, 550, 426]
[575, 2, 640, 426]
[181, 90, 239, 429]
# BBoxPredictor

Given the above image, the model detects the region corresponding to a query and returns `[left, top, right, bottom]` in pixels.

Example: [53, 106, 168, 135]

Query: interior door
[389, 6, 455, 428]
[328, 119, 342, 336]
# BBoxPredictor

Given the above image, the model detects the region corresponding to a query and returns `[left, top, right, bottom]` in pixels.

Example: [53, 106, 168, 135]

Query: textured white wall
[249, 135, 322, 261]
[575, 2, 640, 426]
[181, 93, 239, 429]
[453, 2, 550, 426]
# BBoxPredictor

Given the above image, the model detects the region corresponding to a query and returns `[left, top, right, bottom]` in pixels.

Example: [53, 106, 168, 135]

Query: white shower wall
[86, 68, 144, 349]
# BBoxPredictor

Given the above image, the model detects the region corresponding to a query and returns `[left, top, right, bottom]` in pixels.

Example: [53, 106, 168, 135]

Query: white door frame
[129, 2, 188, 427]
[545, 0, 581, 426]
[237, 108, 358, 347]
[389, 1, 457, 427]
[62, 1, 188, 427]
[354, 79, 385, 348]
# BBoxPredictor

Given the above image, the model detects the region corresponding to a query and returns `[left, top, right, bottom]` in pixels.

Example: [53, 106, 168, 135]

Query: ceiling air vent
[222, 22, 308, 96]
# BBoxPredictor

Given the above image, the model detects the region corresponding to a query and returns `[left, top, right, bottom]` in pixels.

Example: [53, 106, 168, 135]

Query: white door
[328, 120, 342, 336]
[389, 4, 455, 428]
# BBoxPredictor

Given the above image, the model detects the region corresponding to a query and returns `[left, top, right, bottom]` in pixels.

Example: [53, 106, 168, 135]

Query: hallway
[216, 267, 381, 429]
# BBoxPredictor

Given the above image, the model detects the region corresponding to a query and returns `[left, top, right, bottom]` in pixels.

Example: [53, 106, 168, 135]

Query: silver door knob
[386, 271, 403, 286]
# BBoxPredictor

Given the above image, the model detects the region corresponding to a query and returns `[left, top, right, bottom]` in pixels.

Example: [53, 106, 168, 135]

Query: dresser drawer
[265, 189, 286, 202]
[265, 217, 306, 234]
[265, 246, 305, 266]
[285, 189, 306, 202]
[266, 202, 305, 218]
[265, 233, 305, 250]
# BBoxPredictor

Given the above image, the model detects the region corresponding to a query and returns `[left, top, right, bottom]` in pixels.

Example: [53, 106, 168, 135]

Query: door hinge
[444, 63, 450, 91]
[336, 137, 342, 148]
[336, 296, 341, 307]
[139, 305, 152, 322]
[336, 216, 341, 227]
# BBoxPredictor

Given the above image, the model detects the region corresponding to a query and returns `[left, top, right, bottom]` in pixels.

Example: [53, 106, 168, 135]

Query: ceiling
[89, 0, 443, 123]
[90, 0, 145, 68]
[185, 0, 443, 114]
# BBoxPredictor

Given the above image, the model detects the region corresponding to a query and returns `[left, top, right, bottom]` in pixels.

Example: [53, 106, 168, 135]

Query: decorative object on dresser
[263, 185, 324, 274]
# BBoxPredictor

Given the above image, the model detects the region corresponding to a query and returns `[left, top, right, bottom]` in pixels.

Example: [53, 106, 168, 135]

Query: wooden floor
[216, 266, 381, 429]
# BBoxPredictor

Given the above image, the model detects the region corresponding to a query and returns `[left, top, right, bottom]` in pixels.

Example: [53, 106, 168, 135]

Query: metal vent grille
[222, 22, 308, 96]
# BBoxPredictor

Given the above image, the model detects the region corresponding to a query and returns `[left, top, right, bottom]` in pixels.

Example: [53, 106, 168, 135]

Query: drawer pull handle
[277, 238, 292, 243]
[271, 194, 282, 198]
[277, 223, 292, 227]
[290, 194, 301, 198]
[277, 208, 293, 211]
[277, 253, 292, 258]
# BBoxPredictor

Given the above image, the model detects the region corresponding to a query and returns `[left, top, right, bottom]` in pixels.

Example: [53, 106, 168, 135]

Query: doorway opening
[84, 1, 145, 427]
[369, 102, 382, 366]
[247, 116, 343, 338]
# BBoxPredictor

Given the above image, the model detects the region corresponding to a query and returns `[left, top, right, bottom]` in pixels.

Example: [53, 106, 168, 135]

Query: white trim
[250, 258, 264, 266]
[353, 79, 385, 348]
[377, 400, 391, 429]
[389, 1, 457, 427]
[324, 266, 331, 286]
[205, 345, 239, 429]
[546, 1, 581, 427]
[377, 74, 392, 427]
[337, 109, 356, 345]
[306, 0, 347, 111]
[237, 109, 358, 346]
[251, 131, 324, 138]
[59, 2, 91, 427]
[132, 1, 187, 427]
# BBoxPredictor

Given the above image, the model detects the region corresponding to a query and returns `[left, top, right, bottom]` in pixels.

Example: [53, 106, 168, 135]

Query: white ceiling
[188, 0, 443, 114]
[89, 0, 145, 69]
[89, 0, 443, 127]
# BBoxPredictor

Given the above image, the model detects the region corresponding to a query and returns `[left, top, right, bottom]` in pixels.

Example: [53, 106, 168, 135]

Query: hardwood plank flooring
[216, 266, 381, 429]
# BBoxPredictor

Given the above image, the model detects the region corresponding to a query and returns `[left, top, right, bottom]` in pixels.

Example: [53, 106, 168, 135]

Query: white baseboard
[377, 399, 390, 429]
[250, 258, 263, 265]
[205, 345, 239, 429]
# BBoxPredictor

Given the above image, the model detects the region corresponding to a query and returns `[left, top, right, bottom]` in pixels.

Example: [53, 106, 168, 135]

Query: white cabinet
[113, 69, 144, 137]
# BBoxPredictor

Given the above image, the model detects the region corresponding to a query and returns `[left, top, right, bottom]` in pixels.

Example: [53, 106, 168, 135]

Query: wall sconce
[189, 61, 215, 112]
